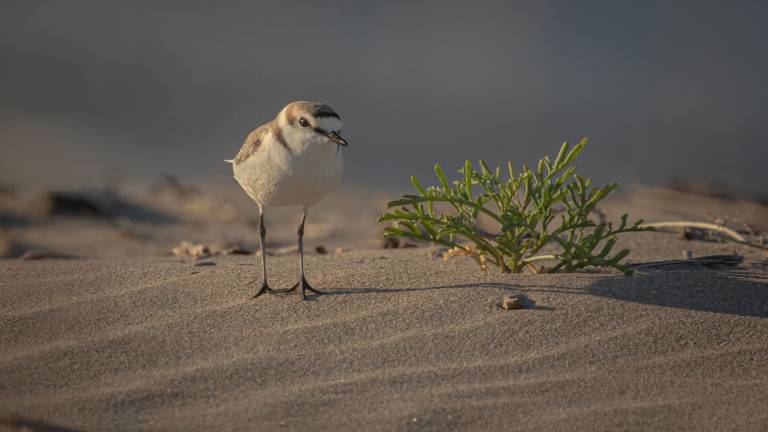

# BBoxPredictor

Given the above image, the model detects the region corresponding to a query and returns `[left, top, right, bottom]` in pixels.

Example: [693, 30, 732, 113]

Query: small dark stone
[382, 238, 418, 249]
[227, 247, 252, 255]
[382, 238, 399, 249]
[45, 193, 108, 217]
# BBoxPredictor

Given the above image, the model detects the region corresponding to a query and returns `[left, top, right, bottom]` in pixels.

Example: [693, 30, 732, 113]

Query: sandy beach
[4, 3, 768, 430]
[1, 184, 768, 431]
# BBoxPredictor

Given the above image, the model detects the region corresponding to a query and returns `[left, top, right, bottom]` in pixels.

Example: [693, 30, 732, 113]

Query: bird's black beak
[327, 131, 348, 146]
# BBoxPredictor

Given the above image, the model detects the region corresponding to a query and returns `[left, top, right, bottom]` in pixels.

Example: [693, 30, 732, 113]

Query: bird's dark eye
[299, 117, 310, 128]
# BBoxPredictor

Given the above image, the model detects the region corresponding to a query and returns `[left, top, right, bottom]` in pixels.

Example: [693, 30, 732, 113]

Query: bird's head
[278, 101, 348, 149]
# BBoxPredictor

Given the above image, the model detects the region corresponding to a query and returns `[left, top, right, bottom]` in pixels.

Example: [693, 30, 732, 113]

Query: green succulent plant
[378, 138, 653, 275]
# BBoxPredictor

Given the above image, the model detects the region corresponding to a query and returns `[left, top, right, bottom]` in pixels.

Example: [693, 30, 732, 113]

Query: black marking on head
[311, 104, 340, 120]
[315, 110, 340, 119]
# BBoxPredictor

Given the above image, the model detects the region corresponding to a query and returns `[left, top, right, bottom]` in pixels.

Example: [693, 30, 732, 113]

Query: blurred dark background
[1, 1, 766, 195]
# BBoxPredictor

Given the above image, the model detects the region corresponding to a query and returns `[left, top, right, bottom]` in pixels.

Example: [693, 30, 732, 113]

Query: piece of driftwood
[643, 221, 766, 251]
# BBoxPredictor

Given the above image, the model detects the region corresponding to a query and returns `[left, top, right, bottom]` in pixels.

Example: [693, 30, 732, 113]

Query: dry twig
[642, 221, 767, 251]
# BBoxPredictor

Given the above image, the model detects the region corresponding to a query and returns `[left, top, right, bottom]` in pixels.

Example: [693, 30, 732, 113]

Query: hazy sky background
[1, 1, 766, 195]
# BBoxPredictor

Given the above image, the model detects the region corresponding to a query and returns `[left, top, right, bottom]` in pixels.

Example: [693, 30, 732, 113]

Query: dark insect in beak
[326, 131, 348, 146]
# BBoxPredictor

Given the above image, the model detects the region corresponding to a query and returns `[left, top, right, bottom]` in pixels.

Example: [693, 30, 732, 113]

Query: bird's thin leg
[252, 208, 274, 298]
[287, 209, 323, 299]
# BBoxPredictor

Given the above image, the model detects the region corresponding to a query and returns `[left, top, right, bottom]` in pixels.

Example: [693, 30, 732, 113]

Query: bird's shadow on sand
[313, 265, 768, 318]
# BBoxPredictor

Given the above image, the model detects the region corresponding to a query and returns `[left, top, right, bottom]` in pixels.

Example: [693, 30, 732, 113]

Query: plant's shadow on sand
[585, 267, 768, 318]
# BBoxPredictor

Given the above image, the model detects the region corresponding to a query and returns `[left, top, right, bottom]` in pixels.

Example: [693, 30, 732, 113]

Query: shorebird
[226, 101, 347, 300]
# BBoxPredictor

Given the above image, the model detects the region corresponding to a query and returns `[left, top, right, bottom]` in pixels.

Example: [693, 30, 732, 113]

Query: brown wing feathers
[234, 125, 268, 164]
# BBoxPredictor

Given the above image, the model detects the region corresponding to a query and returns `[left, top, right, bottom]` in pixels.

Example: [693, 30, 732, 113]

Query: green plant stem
[388, 196, 504, 225]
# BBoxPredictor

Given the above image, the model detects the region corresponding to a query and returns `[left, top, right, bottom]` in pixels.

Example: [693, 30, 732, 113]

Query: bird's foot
[251, 281, 275, 299]
[287, 276, 324, 299]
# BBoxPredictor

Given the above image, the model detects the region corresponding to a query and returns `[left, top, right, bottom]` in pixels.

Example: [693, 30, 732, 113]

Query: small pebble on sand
[501, 295, 523, 310]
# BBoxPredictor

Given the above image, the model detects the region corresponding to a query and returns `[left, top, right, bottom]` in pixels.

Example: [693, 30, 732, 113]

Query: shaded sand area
[2, 235, 768, 431]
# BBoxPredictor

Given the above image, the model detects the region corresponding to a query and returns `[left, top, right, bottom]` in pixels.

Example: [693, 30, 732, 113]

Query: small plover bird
[227, 101, 348, 300]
